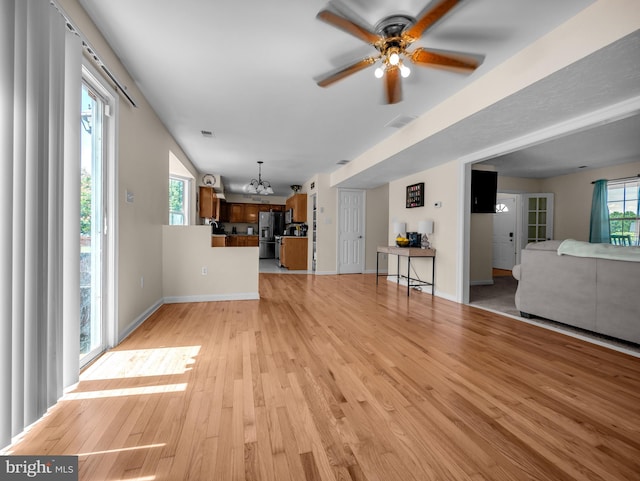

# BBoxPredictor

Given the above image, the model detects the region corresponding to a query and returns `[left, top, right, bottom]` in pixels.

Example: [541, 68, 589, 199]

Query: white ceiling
[77, 0, 640, 195]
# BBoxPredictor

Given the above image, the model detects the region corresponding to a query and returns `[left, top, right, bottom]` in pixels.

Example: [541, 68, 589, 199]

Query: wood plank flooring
[7, 274, 640, 480]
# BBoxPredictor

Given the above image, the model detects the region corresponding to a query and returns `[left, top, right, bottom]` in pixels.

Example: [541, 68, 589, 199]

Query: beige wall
[162, 226, 259, 301]
[542, 161, 640, 241]
[304, 174, 337, 274]
[498, 176, 543, 193]
[469, 214, 494, 284]
[389, 161, 460, 300]
[61, 0, 198, 337]
[365, 184, 389, 272]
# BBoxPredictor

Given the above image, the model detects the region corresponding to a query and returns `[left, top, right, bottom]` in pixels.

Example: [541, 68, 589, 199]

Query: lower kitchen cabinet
[226, 235, 259, 247]
[280, 237, 307, 270]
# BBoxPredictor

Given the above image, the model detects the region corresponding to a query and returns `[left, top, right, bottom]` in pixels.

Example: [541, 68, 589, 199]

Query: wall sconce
[418, 220, 434, 249]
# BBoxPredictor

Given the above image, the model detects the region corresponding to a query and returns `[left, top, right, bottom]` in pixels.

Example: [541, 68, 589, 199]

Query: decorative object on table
[419, 220, 434, 249]
[244, 161, 274, 195]
[393, 222, 409, 246]
[407, 232, 421, 247]
[406, 182, 424, 208]
[395, 236, 410, 247]
[392, 222, 406, 237]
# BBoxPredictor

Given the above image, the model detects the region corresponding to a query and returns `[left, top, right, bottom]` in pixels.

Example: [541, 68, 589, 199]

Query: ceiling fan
[315, 0, 485, 104]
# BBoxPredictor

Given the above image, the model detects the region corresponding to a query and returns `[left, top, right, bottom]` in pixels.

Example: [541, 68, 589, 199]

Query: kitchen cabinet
[285, 194, 307, 222]
[199, 186, 219, 220]
[219, 200, 229, 222]
[226, 235, 259, 247]
[229, 203, 245, 223]
[226, 203, 284, 223]
[244, 204, 259, 223]
[280, 237, 307, 270]
[211, 236, 226, 247]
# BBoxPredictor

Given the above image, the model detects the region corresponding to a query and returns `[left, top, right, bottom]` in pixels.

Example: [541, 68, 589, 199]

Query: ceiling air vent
[336, 160, 350, 165]
[385, 115, 417, 129]
[201, 130, 214, 138]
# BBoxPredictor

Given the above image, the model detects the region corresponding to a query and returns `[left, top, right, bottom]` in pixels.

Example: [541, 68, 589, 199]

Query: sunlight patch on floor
[81, 346, 201, 380]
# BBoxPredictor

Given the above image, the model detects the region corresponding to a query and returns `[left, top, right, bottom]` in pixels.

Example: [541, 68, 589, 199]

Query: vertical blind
[0, 0, 81, 449]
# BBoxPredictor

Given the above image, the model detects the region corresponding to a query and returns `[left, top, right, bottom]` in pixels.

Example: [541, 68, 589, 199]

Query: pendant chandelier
[244, 161, 274, 195]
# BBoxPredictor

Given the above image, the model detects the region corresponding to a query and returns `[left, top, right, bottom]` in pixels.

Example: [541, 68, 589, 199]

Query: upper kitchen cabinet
[244, 204, 259, 224]
[229, 203, 245, 223]
[199, 186, 219, 220]
[286, 193, 307, 222]
[219, 200, 229, 222]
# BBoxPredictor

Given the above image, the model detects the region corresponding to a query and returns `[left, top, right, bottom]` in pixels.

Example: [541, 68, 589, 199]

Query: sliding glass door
[80, 82, 105, 362]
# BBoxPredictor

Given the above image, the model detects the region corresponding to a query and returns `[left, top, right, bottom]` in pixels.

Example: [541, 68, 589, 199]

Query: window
[607, 179, 640, 246]
[169, 176, 189, 225]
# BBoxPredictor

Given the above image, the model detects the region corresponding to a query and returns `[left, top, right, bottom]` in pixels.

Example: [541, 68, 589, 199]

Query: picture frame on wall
[406, 182, 424, 208]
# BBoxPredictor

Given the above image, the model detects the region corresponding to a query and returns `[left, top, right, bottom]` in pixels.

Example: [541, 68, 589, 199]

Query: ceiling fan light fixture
[374, 66, 384, 78]
[400, 64, 411, 78]
[388, 51, 400, 66]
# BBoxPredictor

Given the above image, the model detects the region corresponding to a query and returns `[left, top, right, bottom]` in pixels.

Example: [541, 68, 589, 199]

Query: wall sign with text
[406, 182, 424, 208]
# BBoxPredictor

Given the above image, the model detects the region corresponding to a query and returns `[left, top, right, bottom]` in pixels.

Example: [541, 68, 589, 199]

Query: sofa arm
[512, 264, 521, 281]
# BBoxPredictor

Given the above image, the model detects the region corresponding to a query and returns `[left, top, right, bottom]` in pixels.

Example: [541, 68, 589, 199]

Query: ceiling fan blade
[384, 66, 402, 104]
[409, 47, 484, 73]
[403, 0, 462, 42]
[316, 57, 378, 87]
[317, 9, 381, 44]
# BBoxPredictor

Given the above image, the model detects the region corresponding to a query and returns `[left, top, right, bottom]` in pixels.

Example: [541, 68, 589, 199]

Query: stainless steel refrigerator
[258, 211, 284, 258]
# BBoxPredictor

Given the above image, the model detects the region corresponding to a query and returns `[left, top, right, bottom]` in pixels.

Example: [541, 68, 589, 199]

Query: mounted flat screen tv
[471, 170, 497, 213]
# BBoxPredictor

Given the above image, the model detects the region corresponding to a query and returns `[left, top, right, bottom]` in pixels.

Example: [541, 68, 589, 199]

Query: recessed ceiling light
[336, 160, 350, 165]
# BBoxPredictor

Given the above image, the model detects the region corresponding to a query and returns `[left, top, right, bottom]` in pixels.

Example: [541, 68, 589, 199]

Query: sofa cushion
[517, 247, 597, 331]
[595, 258, 640, 344]
[525, 240, 563, 252]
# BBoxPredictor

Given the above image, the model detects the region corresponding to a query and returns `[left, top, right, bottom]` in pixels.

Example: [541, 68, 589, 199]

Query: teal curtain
[589, 179, 610, 243]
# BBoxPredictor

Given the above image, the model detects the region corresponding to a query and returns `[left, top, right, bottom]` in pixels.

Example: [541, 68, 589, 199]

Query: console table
[376, 246, 436, 296]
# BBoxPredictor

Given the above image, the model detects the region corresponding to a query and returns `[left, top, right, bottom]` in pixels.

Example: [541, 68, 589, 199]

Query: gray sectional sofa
[512, 240, 640, 345]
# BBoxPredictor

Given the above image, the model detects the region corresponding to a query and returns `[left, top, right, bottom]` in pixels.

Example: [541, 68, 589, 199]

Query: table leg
[407, 257, 411, 296]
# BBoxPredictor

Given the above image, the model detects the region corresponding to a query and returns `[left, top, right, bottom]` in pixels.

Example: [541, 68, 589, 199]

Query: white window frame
[607, 178, 640, 246]
[81, 59, 118, 365]
[169, 175, 191, 225]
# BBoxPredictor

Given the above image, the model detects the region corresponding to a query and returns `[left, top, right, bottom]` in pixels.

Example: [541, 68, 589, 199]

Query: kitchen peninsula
[163, 225, 259, 302]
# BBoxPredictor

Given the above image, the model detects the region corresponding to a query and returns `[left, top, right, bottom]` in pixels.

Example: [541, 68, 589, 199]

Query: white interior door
[522, 193, 554, 247]
[493, 196, 517, 270]
[338, 189, 365, 274]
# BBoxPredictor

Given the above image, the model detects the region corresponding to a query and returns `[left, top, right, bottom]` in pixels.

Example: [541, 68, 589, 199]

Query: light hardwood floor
[7, 274, 640, 480]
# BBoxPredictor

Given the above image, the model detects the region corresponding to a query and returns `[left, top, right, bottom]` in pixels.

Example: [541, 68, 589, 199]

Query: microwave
[284, 208, 293, 224]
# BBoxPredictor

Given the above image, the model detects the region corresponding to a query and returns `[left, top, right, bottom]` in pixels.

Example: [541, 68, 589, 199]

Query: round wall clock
[202, 174, 216, 186]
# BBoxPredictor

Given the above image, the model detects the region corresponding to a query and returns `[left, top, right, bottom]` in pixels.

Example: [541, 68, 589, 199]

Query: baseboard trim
[164, 292, 260, 304]
[364, 269, 387, 274]
[470, 279, 494, 286]
[314, 270, 338, 275]
[118, 298, 163, 344]
[382, 276, 450, 300]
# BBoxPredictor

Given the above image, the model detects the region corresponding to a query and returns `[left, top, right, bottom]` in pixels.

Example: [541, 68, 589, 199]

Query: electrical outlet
[201, 266, 207, 275]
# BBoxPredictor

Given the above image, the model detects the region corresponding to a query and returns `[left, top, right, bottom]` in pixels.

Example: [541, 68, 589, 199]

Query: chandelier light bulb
[388, 52, 400, 66]
[374, 67, 384, 79]
[400, 64, 411, 78]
